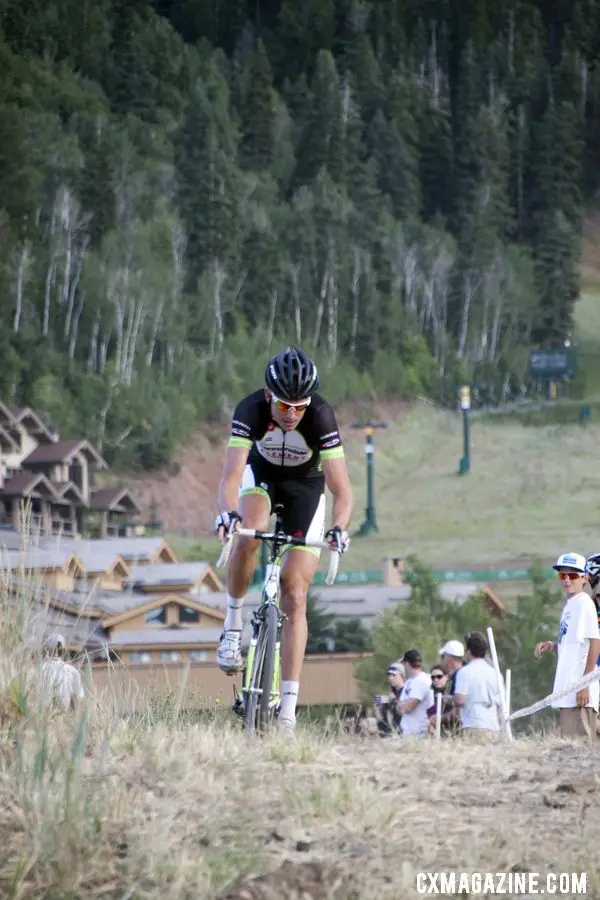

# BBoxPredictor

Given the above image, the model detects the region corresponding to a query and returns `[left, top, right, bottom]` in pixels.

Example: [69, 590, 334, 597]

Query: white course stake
[505, 668, 512, 724]
[487, 627, 513, 741]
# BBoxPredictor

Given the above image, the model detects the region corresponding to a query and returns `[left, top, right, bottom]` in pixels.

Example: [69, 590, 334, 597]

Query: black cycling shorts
[240, 462, 325, 551]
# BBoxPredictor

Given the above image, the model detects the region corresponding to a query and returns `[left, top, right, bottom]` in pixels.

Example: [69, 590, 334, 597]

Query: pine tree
[175, 67, 239, 292]
[529, 100, 583, 343]
[419, 92, 454, 223]
[292, 50, 340, 187]
[241, 39, 276, 171]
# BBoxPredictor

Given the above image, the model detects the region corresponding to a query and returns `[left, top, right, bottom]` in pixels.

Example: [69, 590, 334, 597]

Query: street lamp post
[458, 385, 471, 475]
[351, 421, 387, 536]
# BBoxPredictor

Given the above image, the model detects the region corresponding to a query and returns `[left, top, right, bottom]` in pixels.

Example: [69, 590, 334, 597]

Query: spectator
[375, 661, 405, 736]
[535, 552, 600, 742]
[427, 665, 455, 736]
[454, 632, 501, 739]
[39, 633, 85, 711]
[397, 649, 433, 738]
[438, 639, 465, 733]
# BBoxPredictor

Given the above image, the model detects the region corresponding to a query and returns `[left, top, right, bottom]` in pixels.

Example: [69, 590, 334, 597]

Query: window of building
[145, 606, 166, 624]
[179, 606, 200, 624]
[131, 651, 151, 663]
[160, 651, 180, 662]
[189, 650, 209, 662]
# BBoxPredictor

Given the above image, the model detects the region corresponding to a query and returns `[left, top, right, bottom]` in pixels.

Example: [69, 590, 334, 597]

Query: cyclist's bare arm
[217, 445, 250, 512]
[322, 456, 354, 530]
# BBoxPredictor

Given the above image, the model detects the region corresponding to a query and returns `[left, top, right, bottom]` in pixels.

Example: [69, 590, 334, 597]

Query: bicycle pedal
[232, 698, 245, 718]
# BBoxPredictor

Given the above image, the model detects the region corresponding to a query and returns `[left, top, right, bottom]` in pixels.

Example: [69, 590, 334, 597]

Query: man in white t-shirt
[397, 649, 433, 738]
[39, 633, 85, 711]
[454, 631, 501, 737]
[535, 552, 600, 742]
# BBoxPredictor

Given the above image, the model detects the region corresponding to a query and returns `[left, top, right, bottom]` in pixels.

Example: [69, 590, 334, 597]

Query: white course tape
[509, 667, 600, 722]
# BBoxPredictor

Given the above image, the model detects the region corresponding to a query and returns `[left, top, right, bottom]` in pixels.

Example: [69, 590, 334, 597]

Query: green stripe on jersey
[321, 447, 345, 460]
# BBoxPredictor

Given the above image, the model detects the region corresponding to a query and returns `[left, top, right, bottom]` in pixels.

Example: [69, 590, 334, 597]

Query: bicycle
[216, 504, 340, 733]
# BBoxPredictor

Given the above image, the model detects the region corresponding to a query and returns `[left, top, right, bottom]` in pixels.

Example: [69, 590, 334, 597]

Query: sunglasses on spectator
[271, 394, 312, 413]
[557, 571, 584, 581]
[431, 673, 445, 680]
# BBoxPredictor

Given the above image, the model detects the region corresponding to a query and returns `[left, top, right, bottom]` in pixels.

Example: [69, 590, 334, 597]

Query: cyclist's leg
[217, 465, 271, 673]
[278, 480, 325, 724]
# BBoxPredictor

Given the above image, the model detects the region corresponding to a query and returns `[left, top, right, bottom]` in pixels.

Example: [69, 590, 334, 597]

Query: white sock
[224, 594, 244, 631]
[279, 681, 299, 721]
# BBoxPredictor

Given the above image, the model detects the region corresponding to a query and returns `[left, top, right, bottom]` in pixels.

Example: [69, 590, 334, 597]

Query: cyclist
[215, 346, 354, 730]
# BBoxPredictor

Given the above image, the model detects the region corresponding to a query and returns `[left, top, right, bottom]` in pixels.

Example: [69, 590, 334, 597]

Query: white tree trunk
[313, 263, 328, 349]
[13, 242, 32, 333]
[209, 260, 226, 360]
[458, 272, 479, 358]
[349, 245, 362, 355]
[266, 289, 277, 350]
[291, 264, 302, 344]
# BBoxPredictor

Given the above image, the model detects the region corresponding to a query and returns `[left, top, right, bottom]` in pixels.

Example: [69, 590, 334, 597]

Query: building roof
[69, 547, 130, 576]
[0, 401, 16, 427]
[90, 487, 140, 513]
[208, 582, 482, 628]
[126, 562, 212, 588]
[22, 438, 107, 468]
[107, 627, 223, 647]
[52, 482, 87, 505]
[24, 603, 108, 650]
[41, 536, 177, 564]
[44, 584, 225, 621]
[0, 527, 37, 551]
[0, 548, 78, 572]
[0, 471, 58, 499]
[9, 407, 57, 442]
[0, 424, 18, 451]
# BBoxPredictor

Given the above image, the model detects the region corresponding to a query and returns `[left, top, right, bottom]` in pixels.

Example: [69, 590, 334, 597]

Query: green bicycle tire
[257, 603, 279, 732]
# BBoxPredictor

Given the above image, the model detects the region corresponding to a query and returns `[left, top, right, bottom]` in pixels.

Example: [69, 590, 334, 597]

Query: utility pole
[351, 421, 388, 536]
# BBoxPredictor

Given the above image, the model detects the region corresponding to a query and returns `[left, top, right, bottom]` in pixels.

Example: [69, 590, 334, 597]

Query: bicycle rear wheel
[243, 604, 278, 734]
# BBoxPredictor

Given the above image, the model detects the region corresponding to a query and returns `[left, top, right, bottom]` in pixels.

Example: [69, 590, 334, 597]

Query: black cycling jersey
[228, 390, 344, 479]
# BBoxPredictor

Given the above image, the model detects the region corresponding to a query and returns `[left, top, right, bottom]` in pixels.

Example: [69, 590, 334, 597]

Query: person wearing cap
[397, 650, 433, 738]
[454, 632, 502, 738]
[438, 639, 465, 735]
[375, 661, 406, 736]
[39, 633, 85, 711]
[534, 552, 600, 742]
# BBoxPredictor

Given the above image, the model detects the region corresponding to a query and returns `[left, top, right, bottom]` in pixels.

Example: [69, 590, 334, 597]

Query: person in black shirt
[215, 346, 354, 730]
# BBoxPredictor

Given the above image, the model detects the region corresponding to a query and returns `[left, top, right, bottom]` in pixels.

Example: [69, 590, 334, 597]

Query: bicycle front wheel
[244, 603, 279, 734]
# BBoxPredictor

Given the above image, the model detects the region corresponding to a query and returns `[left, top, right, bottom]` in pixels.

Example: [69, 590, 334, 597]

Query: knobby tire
[243, 604, 278, 734]
[258, 604, 278, 732]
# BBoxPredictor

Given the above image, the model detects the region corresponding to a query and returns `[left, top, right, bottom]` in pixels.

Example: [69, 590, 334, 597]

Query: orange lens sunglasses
[557, 571, 584, 582]
[271, 395, 311, 413]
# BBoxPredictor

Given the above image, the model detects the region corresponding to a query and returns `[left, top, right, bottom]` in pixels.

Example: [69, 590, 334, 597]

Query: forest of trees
[0, 0, 597, 468]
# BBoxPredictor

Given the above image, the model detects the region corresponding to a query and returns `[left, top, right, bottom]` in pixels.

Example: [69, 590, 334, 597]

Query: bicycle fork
[233, 561, 285, 717]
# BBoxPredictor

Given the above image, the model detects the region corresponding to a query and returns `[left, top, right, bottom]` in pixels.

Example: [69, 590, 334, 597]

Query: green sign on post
[529, 348, 575, 380]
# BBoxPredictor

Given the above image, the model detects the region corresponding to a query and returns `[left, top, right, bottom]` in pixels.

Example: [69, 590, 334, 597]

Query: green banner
[251, 566, 553, 588]
[431, 567, 554, 582]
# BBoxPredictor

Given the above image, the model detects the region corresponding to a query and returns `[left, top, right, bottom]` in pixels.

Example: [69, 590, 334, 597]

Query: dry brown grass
[1, 679, 599, 900]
